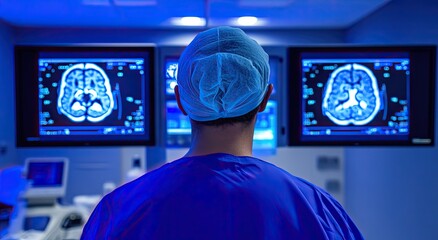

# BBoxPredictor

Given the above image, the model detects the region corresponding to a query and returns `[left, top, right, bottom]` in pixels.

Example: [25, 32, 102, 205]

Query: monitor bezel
[15, 45, 156, 147]
[287, 45, 436, 146]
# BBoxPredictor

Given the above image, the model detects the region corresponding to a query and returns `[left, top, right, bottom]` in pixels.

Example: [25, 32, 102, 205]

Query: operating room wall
[345, 0, 438, 239]
[5, 27, 346, 203]
[0, 21, 16, 168]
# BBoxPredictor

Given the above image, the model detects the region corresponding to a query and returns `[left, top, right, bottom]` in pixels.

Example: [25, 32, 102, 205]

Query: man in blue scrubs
[81, 26, 363, 239]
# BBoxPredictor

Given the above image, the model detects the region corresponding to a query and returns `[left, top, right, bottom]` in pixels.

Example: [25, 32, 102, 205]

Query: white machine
[2, 158, 88, 240]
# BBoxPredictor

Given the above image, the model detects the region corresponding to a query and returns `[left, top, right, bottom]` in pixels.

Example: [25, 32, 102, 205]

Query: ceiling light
[170, 17, 206, 26]
[180, 17, 206, 26]
[237, 16, 258, 26]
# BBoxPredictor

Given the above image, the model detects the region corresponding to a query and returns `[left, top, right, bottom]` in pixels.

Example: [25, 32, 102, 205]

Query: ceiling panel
[0, 0, 391, 28]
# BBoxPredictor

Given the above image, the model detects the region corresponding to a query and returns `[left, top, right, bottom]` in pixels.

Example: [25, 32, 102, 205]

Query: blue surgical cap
[177, 26, 270, 122]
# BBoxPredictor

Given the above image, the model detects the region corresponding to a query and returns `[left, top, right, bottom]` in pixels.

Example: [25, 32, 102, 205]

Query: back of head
[177, 26, 270, 125]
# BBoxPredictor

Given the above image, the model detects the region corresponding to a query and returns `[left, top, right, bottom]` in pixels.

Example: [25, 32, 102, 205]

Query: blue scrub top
[81, 153, 363, 240]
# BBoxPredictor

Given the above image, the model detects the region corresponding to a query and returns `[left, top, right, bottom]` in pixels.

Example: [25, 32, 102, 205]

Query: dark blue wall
[345, 0, 438, 239]
[0, 21, 15, 167]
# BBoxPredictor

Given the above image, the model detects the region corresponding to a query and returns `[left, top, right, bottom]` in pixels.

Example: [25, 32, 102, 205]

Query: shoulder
[81, 159, 191, 239]
[251, 158, 364, 239]
[109, 158, 191, 203]
[290, 177, 364, 239]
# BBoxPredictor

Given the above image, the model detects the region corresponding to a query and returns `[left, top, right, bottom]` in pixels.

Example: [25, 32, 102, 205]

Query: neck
[185, 120, 256, 157]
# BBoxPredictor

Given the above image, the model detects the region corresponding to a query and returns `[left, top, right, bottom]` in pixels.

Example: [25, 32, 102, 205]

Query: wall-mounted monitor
[163, 55, 280, 152]
[15, 46, 156, 147]
[288, 45, 436, 146]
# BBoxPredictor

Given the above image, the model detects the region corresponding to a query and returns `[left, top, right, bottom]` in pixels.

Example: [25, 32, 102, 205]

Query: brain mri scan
[57, 63, 115, 122]
[322, 63, 381, 126]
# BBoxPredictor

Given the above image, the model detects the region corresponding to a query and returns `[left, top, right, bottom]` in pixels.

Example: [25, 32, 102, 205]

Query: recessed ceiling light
[180, 17, 206, 26]
[170, 17, 206, 26]
[237, 16, 258, 26]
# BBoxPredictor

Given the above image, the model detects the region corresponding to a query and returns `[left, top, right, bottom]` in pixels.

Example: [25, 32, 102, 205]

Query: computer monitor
[23, 158, 69, 199]
[15, 46, 156, 147]
[164, 55, 279, 152]
[164, 58, 179, 96]
[288, 45, 436, 146]
[164, 57, 191, 147]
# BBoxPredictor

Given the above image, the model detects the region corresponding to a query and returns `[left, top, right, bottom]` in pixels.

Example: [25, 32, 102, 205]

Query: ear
[174, 85, 188, 116]
[258, 84, 273, 112]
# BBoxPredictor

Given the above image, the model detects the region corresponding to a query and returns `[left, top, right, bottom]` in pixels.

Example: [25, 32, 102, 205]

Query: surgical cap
[177, 26, 270, 122]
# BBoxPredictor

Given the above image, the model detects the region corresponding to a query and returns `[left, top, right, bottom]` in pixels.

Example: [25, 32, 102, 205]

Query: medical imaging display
[302, 55, 409, 138]
[288, 46, 436, 146]
[15, 46, 155, 146]
[164, 57, 191, 147]
[39, 57, 146, 137]
[164, 56, 279, 151]
[253, 101, 277, 151]
[166, 100, 192, 146]
[165, 59, 179, 96]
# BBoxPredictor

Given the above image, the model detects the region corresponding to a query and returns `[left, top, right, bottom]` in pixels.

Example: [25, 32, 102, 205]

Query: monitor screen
[166, 100, 191, 146]
[15, 46, 155, 147]
[288, 46, 436, 146]
[165, 58, 179, 96]
[164, 57, 190, 147]
[24, 157, 68, 198]
[164, 56, 279, 151]
[27, 162, 64, 187]
[253, 101, 277, 151]
[24, 216, 51, 231]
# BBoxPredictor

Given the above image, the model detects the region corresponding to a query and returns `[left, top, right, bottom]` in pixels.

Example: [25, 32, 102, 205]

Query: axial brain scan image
[57, 63, 115, 122]
[38, 56, 148, 138]
[300, 54, 410, 138]
[322, 63, 381, 126]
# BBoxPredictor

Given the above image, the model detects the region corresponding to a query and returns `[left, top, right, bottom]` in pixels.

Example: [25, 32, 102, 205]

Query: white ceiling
[0, 0, 392, 29]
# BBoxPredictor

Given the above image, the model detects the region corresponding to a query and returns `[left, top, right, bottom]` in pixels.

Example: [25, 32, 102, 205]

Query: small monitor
[253, 101, 277, 151]
[166, 100, 192, 146]
[164, 57, 191, 147]
[164, 58, 179, 96]
[15, 46, 156, 147]
[23, 158, 69, 199]
[288, 45, 436, 146]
